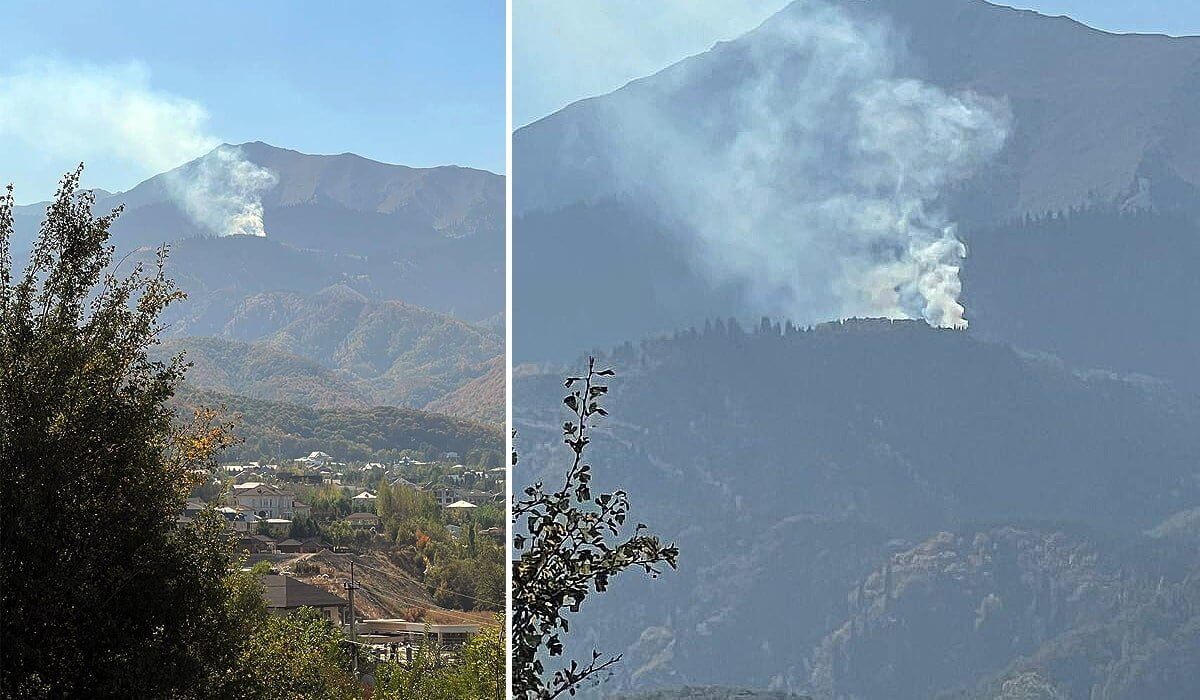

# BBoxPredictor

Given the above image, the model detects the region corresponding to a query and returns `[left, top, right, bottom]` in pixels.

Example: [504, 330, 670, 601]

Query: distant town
[179, 447, 507, 657]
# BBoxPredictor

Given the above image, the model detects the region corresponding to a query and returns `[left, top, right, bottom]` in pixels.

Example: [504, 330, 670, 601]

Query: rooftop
[345, 512, 381, 521]
[263, 575, 347, 610]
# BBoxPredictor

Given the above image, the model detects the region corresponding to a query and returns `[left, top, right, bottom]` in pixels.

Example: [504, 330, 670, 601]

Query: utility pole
[344, 560, 361, 673]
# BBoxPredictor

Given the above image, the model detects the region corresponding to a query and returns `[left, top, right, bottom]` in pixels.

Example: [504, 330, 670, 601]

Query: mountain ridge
[156, 290, 503, 417]
[515, 0, 1200, 222]
[12, 141, 504, 320]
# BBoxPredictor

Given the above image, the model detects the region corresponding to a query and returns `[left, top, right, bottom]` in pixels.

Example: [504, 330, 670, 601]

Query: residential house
[180, 498, 206, 518]
[229, 483, 310, 520]
[298, 537, 331, 553]
[217, 506, 261, 533]
[279, 471, 324, 486]
[432, 487, 457, 507]
[275, 539, 303, 554]
[390, 476, 422, 492]
[344, 512, 381, 530]
[238, 534, 277, 554]
[351, 491, 377, 512]
[263, 574, 347, 623]
[296, 451, 333, 467]
[430, 487, 491, 507]
[445, 500, 478, 515]
[454, 489, 493, 506]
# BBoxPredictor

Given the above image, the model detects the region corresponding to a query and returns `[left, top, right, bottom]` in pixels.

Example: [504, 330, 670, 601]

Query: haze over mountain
[12, 141, 505, 422]
[513, 0, 1200, 391]
[516, 0, 1200, 221]
[513, 320, 1200, 698]
[14, 141, 504, 321]
[512, 7, 1200, 694]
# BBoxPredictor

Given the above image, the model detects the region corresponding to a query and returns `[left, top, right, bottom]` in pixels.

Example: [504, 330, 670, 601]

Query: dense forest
[962, 206, 1200, 391]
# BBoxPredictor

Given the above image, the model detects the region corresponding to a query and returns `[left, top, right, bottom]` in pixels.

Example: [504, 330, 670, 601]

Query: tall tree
[0, 169, 241, 698]
[512, 358, 679, 698]
[377, 480, 395, 521]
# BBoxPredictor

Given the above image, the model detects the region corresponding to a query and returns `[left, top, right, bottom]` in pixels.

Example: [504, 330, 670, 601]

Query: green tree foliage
[0, 170, 257, 698]
[296, 483, 353, 520]
[240, 606, 360, 700]
[474, 502, 504, 529]
[368, 481, 504, 613]
[436, 545, 505, 614]
[377, 481, 396, 521]
[389, 482, 442, 522]
[288, 514, 320, 539]
[512, 359, 680, 698]
[325, 518, 355, 549]
[375, 619, 505, 700]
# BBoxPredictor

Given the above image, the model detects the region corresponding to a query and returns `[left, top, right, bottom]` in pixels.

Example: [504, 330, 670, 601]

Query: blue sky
[515, 0, 1200, 127]
[1, 1, 504, 202]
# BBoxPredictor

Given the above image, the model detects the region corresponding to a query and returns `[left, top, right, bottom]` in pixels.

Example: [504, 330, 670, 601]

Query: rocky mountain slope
[424, 356, 506, 425]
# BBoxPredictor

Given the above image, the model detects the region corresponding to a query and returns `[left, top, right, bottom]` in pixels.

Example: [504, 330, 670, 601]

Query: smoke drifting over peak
[167, 146, 277, 238]
[589, 0, 1010, 327]
[0, 60, 276, 237]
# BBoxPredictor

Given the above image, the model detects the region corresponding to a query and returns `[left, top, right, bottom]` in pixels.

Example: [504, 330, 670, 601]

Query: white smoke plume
[591, 0, 1010, 327]
[0, 60, 275, 236]
[166, 145, 277, 237]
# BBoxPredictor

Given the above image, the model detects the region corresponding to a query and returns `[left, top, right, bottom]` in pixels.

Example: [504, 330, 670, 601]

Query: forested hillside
[175, 387, 501, 462]
[157, 285, 502, 414]
[513, 320, 1200, 698]
[962, 207, 1200, 391]
[424, 356, 505, 425]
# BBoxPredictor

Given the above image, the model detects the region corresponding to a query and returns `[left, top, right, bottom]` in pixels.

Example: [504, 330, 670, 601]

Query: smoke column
[0, 60, 276, 237]
[166, 145, 277, 237]
[587, 0, 1010, 327]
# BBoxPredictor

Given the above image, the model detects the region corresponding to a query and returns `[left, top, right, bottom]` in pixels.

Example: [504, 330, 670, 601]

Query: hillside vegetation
[175, 387, 500, 462]
[155, 336, 366, 409]
[424, 356, 505, 425]
[156, 286, 503, 418]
